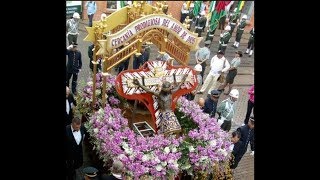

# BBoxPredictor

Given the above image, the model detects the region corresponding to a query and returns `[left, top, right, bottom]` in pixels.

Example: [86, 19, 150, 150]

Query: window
[106, 1, 117, 9]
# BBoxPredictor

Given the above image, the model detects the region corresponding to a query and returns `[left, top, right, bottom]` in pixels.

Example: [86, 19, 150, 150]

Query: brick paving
[69, 18, 254, 179]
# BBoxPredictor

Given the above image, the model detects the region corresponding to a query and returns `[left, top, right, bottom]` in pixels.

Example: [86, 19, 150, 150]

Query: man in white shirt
[66, 117, 86, 180]
[197, 50, 230, 95]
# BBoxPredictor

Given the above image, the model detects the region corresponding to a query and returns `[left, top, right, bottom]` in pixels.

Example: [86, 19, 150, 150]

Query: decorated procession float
[76, 1, 233, 179]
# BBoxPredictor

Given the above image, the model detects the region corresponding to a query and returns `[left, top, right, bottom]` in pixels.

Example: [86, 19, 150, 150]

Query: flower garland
[176, 97, 232, 176]
[85, 104, 182, 179]
[85, 96, 232, 179]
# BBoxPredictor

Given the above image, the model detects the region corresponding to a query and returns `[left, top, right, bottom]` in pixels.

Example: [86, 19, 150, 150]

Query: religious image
[66, 1, 254, 179]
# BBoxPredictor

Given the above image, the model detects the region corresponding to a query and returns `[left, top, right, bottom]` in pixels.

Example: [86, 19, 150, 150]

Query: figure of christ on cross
[133, 74, 188, 135]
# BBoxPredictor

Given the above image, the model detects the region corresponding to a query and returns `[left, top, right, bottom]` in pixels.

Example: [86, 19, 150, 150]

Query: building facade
[79, 1, 254, 29]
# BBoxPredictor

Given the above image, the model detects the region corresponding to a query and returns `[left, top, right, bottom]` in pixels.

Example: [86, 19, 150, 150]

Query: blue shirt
[86, 1, 97, 15]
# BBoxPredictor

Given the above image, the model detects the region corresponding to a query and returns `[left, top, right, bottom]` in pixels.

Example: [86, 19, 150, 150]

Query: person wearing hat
[133, 45, 149, 69]
[232, 14, 249, 48]
[203, 89, 221, 118]
[236, 116, 255, 159]
[245, 27, 254, 57]
[216, 89, 239, 132]
[66, 42, 82, 95]
[195, 11, 207, 37]
[184, 64, 202, 101]
[197, 50, 230, 95]
[66, 12, 80, 45]
[133, 74, 188, 135]
[195, 40, 211, 84]
[82, 166, 99, 180]
[218, 25, 232, 54]
[220, 51, 242, 95]
[227, 8, 241, 40]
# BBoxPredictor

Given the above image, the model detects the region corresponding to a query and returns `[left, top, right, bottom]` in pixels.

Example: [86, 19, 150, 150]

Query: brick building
[79, 1, 253, 28]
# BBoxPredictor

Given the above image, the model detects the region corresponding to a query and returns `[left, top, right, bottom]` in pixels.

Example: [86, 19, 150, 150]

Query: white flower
[209, 140, 217, 147]
[87, 81, 93, 86]
[218, 148, 228, 157]
[172, 147, 177, 153]
[164, 147, 170, 154]
[188, 146, 195, 152]
[161, 161, 167, 167]
[95, 90, 101, 96]
[93, 128, 99, 134]
[118, 154, 126, 160]
[181, 163, 191, 170]
[155, 164, 163, 171]
[168, 159, 174, 164]
[144, 167, 149, 173]
[121, 142, 129, 149]
[154, 157, 160, 163]
[173, 162, 179, 169]
[142, 154, 149, 162]
[98, 108, 104, 115]
[200, 156, 208, 162]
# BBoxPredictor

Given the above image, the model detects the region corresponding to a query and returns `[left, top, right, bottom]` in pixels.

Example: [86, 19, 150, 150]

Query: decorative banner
[106, 14, 202, 51]
[115, 61, 198, 132]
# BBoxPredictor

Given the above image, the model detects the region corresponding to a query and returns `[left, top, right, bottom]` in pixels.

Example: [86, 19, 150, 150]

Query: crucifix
[115, 60, 198, 134]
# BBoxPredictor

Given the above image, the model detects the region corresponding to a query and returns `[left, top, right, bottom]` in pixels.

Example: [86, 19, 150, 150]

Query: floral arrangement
[75, 72, 123, 116]
[85, 95, 232, 179]
[176, 97, 232, 177]
[85, 104, 183, 179]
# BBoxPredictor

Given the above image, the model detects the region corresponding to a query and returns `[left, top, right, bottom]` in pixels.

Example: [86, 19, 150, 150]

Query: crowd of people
[65, 1, 254, 179]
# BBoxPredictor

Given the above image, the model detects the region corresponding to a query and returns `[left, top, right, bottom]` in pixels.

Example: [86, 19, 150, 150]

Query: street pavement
[69, 19, 254, 180]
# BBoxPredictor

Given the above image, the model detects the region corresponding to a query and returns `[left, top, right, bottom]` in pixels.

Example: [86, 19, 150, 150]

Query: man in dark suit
[66, 117, 87, 180]
[133, 46, 149, 69]
[101, 160, 124, 180]
[237, 116, 255, 159]
[66, 86, 77, 126]
[203, 90, 221, 118]
[88, 44, 102, 73]
[229, 131, 243, 169]
[66, 42, 82, 95]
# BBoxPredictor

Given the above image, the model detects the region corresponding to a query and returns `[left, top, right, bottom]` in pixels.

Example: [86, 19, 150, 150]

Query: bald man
[198, 98, 205, 110]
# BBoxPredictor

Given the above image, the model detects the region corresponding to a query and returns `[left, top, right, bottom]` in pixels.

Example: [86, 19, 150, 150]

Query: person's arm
[195, 50, 199, 63]
[210, 56, 215, 69]
[133, 79, 159, 97]
[221, 58, 230, 73]
[88, 45, 93, 59]
[78, 52, 82, 70]
[172, 74, 188, 93]
[250, 130, 254, 151]
[216, 100, 226, 116]
[94, 2, 97, 14]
